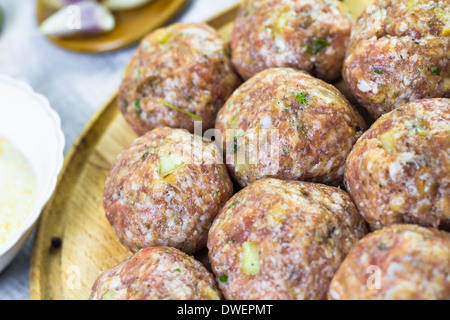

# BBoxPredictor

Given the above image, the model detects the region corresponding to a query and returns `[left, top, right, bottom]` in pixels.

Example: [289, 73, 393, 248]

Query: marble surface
[0, 0, 240, 300]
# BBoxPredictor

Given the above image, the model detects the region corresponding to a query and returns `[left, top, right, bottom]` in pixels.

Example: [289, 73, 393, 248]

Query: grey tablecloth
[0, 0, 240, 300]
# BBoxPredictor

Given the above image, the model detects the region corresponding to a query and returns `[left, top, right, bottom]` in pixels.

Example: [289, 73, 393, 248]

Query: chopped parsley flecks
[378, 243, 388, 249]
[213, 189, 220, 198]
[295, 92, 308, 105]
[231, 131, 245, 153]
[219, 274, 229, 283]
[282, 146, 290, 155]
[298, 123, 308, 135]
[223, 49, 231, 58]
[174, 268, 181, 273]
[305, 37, 330, 55]
[373, 67, 383, 75]
[135, 99, 141, 117]
[431, 64, 440, 76]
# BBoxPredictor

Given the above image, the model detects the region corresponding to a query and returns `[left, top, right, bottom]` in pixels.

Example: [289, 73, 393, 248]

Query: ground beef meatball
[90, 247, 221, 300]
[103, 127, 234, 254]
[343, 0, 450, 119]
[329, 224, 450, 300]
[215, 68, 366, 187]
[118, 23, 241, 135]
[231, 0, 353, 82]
[207, 178, 368, 300]
[345, 99, 450, 230]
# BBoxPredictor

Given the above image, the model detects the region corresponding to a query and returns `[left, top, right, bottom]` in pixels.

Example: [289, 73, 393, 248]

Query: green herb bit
[156, 99, 202, 120]
[431, 64, 440, 76]
[298, 123, 308, 135]
[378, 243, 388, 249]
[219, 274, 229, 283]
[174, 268, 181, 273]
[213, 189, 220, 198]
[231, 132, 243, 153]
[305, 37, 330, 55]
[135, 99, 141, 117]
[235, 131, 246, 139]
[373, 67, 383, 74]
[282, 146, 290, 155]
[295, 92, 308, 105]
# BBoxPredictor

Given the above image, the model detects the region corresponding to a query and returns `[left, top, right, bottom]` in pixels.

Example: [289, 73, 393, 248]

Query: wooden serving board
[30, 0, 370, 300]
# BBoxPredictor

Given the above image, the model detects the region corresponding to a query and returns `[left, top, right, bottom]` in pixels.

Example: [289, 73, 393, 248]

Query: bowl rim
[0, 74, 65, 258]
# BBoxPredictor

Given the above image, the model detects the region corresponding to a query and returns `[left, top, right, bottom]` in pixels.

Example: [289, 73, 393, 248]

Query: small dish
[36, 0, 190, 53]
[0, 74, 65, 272]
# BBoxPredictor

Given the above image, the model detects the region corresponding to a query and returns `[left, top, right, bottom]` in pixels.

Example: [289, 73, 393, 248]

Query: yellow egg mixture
[0, 138, 37, 246]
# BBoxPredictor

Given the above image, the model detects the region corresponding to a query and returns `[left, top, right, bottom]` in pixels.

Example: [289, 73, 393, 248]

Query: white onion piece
[40, 1, 115, 37]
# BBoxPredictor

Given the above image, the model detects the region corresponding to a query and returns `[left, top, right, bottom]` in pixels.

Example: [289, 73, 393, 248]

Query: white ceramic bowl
[0, 74, 65, 272]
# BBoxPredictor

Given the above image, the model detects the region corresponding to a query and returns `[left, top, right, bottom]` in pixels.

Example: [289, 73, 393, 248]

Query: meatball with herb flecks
[345, 98, 450, 230]
[103, 127, 234, 254]
[231, 0, 353, 82]
[90, 247, 221, 300]
[329, 224, 450, 300]
[215, 68, 366, 187]
[119, 23, 241, 135]
[207, 178, 368, 300]
[343, 0, 450, 118]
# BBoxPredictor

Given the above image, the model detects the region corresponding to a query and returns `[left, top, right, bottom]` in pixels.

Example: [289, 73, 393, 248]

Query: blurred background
[0, 0, 240, 300]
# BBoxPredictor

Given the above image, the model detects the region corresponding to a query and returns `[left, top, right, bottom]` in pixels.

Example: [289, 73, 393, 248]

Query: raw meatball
[103, 127, 234, 254]
[207, 178, 368, 300]
[343, 0, 450, 119]
[329, 224, 450, 300]
[90, 247, 221, 300]
[231, 0, 352, 82]
[215, 68, 366, 187]
[119, 23, 241, 135]
[345, 99, 450, 230]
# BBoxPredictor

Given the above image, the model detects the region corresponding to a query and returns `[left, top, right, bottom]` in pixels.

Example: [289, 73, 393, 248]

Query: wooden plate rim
[29, 2, 241, 300]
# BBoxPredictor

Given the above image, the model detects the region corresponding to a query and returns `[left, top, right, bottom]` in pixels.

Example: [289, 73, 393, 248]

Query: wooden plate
[30, 0, 371, 300]
[36, 0, 190, 53]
